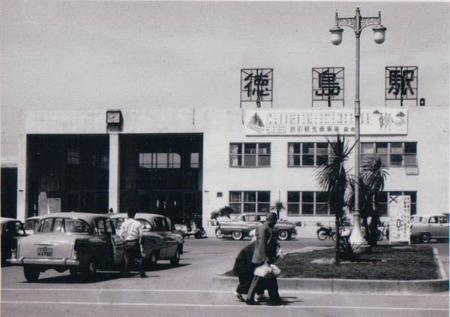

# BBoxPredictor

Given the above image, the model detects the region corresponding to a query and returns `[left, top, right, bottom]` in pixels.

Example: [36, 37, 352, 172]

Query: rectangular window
[229, 191, 270, 213]
[361, 142, 417, 168]
[287, 191, 330, 216]
[230, 143, 271, 168]
[139, 152, 181, 169]
[190, 153, 200, 168]
[288, 143, 331, 167]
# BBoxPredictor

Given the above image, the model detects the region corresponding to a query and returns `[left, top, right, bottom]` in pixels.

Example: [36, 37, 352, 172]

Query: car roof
[110, 213, 166, 220]
[0, 217, 20, 224]
[38, 212, 110, 222]
[25, 216, 44, 221]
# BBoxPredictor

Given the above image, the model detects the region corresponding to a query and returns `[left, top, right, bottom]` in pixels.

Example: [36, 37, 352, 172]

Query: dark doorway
[1, 168, 17, 218]
[27, 135, 109, 216]
[120, 134, 203, 224]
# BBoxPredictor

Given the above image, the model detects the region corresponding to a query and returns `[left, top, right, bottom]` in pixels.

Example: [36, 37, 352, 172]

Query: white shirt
[120, 218, 142, 241]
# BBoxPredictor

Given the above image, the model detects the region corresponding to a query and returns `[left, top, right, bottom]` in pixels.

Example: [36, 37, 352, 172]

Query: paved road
[1, 238, 449, 317]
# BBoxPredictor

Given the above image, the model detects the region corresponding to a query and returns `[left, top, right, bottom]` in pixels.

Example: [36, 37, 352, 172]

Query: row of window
[228, 190, 417, 216]
[138, 153, 199, 169]
[229, 142, 418, 168]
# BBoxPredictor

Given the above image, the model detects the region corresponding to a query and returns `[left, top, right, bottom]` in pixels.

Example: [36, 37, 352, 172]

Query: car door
[161, 217, 178, 258]
[106, 218, 124, 266]
[438, 216, 448, 238]
[92, 218, 110, 269]
[152, 216, 168, 258]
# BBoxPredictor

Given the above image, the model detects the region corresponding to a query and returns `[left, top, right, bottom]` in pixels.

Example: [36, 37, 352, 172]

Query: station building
[1, 2, 448, 234]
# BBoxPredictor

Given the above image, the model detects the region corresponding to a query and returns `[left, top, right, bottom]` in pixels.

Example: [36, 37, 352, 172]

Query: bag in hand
[254, 263, 281, 278]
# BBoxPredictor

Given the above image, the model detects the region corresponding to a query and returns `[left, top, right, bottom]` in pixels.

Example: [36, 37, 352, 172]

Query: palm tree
[347, 157, 389, 247]
[316, 135, 352, 265]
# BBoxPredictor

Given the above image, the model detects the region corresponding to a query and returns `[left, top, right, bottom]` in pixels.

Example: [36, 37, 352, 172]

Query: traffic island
[213, 245, 449, 294]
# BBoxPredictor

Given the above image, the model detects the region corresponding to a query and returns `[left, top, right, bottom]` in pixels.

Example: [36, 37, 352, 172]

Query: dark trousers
[123, 240, 144, 276]
[236, 263, 264, 296]
[246, 264, 280, 301]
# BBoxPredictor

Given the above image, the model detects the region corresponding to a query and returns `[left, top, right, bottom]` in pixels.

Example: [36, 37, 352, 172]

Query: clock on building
[106, 110, 123, 131]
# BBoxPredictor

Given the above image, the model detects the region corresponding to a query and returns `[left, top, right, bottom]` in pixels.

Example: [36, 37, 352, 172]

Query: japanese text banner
[244, 109, 407, 136]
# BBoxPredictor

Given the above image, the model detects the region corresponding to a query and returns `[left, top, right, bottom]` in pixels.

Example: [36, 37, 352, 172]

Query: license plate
[37, 247, 53, 257]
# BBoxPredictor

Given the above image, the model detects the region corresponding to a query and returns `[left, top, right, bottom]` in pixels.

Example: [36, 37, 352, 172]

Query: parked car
[8, 212, 124, 282]
[215, 212, 297, 241]
[110, 213, 184, 267]
[1, 218, 27, 266]
[410, 214, 449, 243]
[24, 215, 44, 235]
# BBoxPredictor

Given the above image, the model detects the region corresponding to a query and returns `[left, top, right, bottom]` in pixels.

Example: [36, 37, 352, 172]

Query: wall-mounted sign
[388, 195, 411, 244]
[312, 67, 344, 107]
[385, 66, 418, 106]
[240, 68, 273, 108]
[244, 109, 408, 136]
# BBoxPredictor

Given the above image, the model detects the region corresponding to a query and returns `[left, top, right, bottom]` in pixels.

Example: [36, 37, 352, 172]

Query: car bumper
[7, 257, 80, 266]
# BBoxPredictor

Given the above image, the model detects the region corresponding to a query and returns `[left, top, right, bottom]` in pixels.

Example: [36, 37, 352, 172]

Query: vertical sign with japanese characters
[385, 66, 418, 106]
[240, 68, 273, 108]
[312, 67, 344, 107]
[388, 195, 411, 244]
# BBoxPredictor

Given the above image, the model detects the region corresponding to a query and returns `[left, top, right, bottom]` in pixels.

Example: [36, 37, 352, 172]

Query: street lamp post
[330, 8, 386, 253]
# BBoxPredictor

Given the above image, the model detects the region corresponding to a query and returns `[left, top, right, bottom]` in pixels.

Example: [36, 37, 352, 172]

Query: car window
[152, 217, 165, 231]
[39, 218, 55, 232]
[428, 216, 438, 224]
[112, 218, 125, 230]
[247, 215, 259, 222]
[14, 222, 26, 236]
[95, 219, 106, 235]
[137, 219, 152, 230]
[63, 219, 90, 233]
[438, 216, 448, 224]
[25, 219, 38, 231]
[105, 219, 115, 234]
[54, 218, 64, 232]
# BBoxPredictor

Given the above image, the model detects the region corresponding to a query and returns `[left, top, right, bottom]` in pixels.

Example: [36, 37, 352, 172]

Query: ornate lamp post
[330, 8, 386, 252]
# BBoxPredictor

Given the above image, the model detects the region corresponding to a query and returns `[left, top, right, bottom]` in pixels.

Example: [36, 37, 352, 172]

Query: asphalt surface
[1, 238, 449, 317]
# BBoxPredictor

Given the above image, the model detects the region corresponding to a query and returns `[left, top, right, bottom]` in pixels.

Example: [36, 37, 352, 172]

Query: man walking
[120, 210, 146, 278]
[246, 212, 285, 305]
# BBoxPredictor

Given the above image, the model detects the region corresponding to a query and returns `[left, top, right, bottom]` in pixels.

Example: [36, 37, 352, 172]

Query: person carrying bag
[246, 212, 286, 306]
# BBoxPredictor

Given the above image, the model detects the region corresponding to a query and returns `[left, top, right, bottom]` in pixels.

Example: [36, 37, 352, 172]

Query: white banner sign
[388, 195, 411, 244]
[244, 109, 407, 136]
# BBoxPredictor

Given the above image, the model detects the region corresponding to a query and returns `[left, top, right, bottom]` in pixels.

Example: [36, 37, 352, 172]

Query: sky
[1, 1, 449, 161]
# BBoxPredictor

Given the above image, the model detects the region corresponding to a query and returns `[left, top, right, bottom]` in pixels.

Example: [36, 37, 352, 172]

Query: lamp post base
[349, 213, 368, 254]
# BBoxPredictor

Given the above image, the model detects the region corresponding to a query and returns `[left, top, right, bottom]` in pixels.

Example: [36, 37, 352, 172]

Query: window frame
[287, 143, 331, 168]
[287, 191, 331, 216]
[361, 142, 417, 168]
[228, 191, 271, 213]
[229, 143, 271, 168]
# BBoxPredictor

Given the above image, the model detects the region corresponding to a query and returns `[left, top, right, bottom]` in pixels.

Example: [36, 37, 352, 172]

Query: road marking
[1, 288, 448, 297]
[1, 300, 449, 311]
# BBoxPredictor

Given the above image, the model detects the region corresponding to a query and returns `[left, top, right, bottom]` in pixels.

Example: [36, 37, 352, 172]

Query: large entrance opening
[120, 134, 203, 223]
[27, 135, 109, 216]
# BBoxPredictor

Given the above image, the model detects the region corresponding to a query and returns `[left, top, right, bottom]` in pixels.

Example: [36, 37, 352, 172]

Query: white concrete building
[1, 2, 449, 235]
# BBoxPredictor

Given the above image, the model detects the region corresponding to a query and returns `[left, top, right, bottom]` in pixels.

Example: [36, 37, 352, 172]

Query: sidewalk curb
[213, 275, 449, 294]
[213, 247, 449, 294]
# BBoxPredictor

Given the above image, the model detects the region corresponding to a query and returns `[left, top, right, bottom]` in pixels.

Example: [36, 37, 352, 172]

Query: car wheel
[317, 229, 328, 241]
[24, 266, 40, 282]
[277, 230, 289, 241]
[215, 228, 224, 239]
[231, 231, 243, 241]
[80, 258, 97, 280]
[170, 247, 181, 266]
[420, 233, 431, 243]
